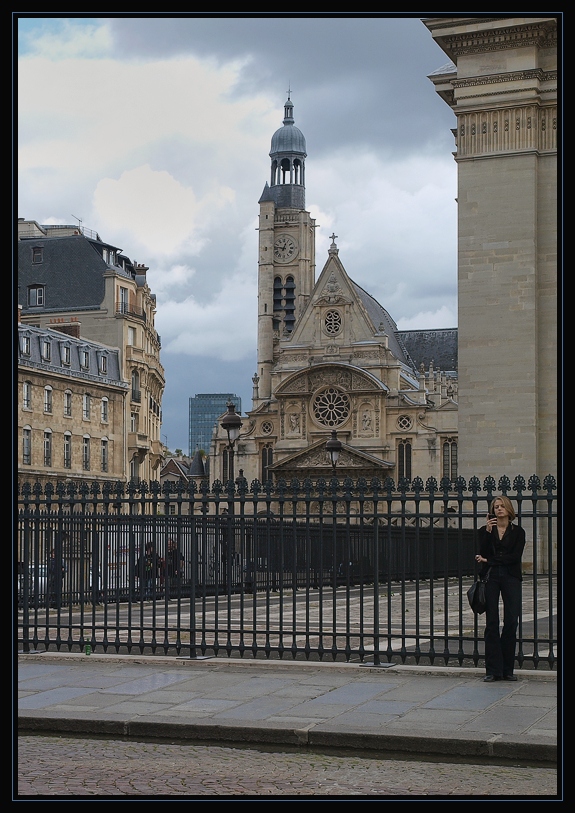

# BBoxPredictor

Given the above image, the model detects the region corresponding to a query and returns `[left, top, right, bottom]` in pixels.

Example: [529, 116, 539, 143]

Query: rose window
[261, 421, 273, 435]
[324, 310, 342, 335]
[312, 387, 350, 427]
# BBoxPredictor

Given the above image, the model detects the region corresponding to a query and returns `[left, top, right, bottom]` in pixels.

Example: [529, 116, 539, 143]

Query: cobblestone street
[17, 734, 559, 798]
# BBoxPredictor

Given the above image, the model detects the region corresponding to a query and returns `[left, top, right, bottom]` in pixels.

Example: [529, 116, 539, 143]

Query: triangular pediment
[269, 438, 393, 475]
[312, 258, 354, 307]
[285, 252, 376, 348]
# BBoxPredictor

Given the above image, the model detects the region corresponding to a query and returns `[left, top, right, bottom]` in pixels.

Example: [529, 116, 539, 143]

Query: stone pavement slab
[17, 653, 557, 764]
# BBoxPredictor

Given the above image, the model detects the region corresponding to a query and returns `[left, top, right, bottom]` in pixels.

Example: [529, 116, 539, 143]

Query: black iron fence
[16, 474, 558, 670]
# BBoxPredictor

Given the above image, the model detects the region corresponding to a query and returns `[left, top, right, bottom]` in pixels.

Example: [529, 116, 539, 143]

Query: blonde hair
[490, 495, 516, 522]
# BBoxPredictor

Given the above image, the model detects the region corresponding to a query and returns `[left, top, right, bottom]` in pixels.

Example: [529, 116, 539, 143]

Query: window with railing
[83, 393, 91, 420]
[44, 386, 53, 414]
[22, 427, 31, 465]
[64, 433, 72, 469]
[82, 436, 90, 471]
[101, 438, 109, 472]
[23, 381, 32, 410]
[44, 430, 52, 467]
[64, 390, 72, 417]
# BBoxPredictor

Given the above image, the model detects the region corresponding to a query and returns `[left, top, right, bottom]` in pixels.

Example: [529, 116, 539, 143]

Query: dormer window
[32, 247, 43, 263]
[98, 351, 108, 375]
[28, 285, 45, 307]
[80, 348, 90, 369]
[41, 339, 51, 361]
[60, 343, 71, 365]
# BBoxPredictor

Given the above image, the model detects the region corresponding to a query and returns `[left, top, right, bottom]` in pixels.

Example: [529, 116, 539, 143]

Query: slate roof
[350, 281, 417, 373]
[18, 233, 131, 314]
[18, 323, 125, 386]
[397, 328, 458, 373]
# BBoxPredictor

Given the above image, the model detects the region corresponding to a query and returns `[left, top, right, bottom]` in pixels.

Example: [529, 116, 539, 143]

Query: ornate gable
[268, 437, 393, 479]
[276, 364, 386, 397]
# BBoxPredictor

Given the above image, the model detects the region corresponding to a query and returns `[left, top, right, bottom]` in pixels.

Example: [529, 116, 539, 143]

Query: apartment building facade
[17, 219, 165, 485]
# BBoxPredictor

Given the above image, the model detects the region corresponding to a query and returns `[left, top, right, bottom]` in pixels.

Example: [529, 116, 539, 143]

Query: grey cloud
[108, 16, 455, 154]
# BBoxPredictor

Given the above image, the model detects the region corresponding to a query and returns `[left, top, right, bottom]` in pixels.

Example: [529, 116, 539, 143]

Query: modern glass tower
[189, 393, 241, 457]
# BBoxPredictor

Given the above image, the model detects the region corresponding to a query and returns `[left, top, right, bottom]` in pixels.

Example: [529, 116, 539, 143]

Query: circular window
[312, 387, 350, 427]
[261, 421, 273, 435]
[324, 310, 342, 335]
[397, 414, 412, 431]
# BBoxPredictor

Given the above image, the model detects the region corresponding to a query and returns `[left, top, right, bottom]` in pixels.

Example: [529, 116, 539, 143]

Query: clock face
[274, 234, 298, 262]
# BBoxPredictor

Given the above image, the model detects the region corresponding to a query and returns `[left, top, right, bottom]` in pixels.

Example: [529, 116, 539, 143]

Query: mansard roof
[350, 280, 417, 373]
[396, 327, 458, 373]
[18, 232, 135, 315]
[17, 323, 125, 386]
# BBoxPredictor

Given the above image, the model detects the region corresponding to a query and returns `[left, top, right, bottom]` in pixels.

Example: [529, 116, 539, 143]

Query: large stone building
[423, 16, 558, 482]
[17, 220, 165, 485]
[17, 318, 127, 489]
[211, 96, 458, 487]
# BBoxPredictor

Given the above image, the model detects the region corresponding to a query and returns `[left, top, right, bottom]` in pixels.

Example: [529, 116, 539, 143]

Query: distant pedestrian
[165, 539, 184, 599]
[48, 548, 65, 607]
[475, 496, 526, 682]
[137, 543, 160, 600]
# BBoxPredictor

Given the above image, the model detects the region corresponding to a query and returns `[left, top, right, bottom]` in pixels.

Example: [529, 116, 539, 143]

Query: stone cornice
[452, 68, 557, 91]
[440, 20, 557, 58]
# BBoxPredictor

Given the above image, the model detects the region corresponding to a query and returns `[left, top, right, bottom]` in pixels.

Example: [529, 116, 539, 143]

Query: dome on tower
[270, 96, 307, 157]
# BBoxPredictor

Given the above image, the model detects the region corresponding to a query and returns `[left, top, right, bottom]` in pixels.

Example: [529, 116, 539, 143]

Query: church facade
[211, 97, 458, 488]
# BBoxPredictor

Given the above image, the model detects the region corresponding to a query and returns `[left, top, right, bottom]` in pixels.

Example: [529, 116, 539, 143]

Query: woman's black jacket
[477, 523, 526, 580]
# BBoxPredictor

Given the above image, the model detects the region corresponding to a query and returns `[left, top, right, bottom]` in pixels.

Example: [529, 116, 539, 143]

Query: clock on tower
[274, 234, 299, 262]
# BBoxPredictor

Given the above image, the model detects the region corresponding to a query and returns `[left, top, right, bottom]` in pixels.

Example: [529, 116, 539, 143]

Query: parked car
[18, 565, 50, 606]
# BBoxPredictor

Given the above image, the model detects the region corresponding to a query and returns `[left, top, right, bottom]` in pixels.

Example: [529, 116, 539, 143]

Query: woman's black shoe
[483, 675, 502, 682]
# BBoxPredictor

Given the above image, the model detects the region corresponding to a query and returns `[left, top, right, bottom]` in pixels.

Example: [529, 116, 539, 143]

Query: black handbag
[467, 568, 491, 614]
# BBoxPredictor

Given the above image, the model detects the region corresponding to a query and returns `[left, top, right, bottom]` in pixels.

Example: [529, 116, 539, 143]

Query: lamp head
[220, 402, 242, 443]
[325, 430, 342, 469]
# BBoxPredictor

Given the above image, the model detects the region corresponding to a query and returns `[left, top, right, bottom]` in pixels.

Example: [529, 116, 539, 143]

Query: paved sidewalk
[17, 653, 557, 764]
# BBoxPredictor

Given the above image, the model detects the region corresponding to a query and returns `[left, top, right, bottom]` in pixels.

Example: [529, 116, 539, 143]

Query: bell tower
[257, 95, 316, 401]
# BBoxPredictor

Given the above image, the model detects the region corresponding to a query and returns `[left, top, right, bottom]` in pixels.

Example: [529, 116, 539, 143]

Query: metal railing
[16, 474, 558, 669]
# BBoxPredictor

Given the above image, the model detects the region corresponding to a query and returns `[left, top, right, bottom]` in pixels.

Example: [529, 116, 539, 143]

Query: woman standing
[475, 496, 526, 682]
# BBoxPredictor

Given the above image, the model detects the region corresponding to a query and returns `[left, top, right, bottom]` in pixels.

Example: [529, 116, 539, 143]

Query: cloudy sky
[17, 14, 459, 454]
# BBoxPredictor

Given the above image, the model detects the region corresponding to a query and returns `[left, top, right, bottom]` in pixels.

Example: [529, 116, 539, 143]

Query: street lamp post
[325, 430, 342, 475]
[219, 402, 242, 593]
[220, 401, 242, 484]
